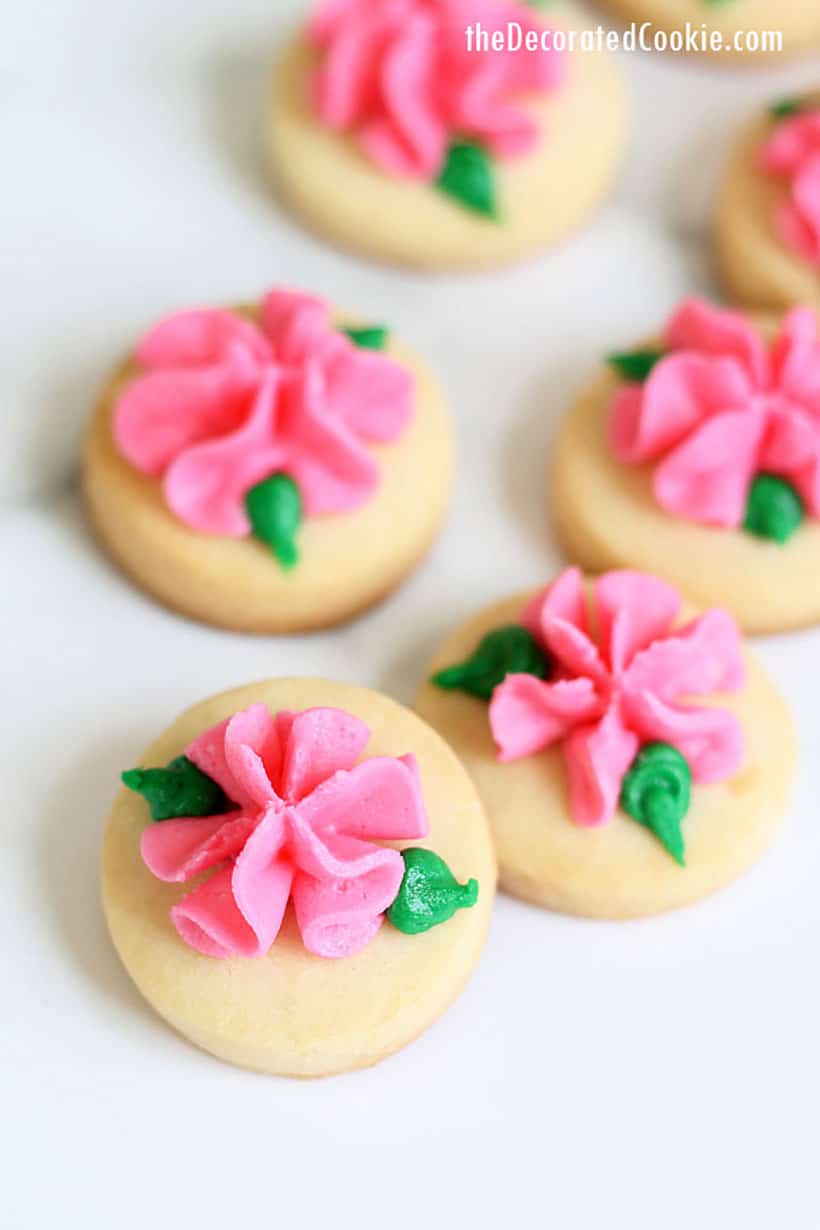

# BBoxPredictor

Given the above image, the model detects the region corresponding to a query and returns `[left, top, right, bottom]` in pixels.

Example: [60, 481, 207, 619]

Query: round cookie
[84, 290, 452, 633]
[416, 572, 795, 919]
[594, 0, 820, 61]
[716, 93, 820, 312]
[551, 298, 820, 633]
[267, 3, 626, 271]
[103, 678, 496, 1078]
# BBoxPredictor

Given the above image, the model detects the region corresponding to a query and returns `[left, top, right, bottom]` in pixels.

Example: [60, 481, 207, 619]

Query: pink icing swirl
[489, 568, 745, 827]
[113, 290, 414, 535]
[309, 0, 566, 180]
[141, 704, 429, 959]
[760, 109, 820, 266]
[609, 297, 820, 527]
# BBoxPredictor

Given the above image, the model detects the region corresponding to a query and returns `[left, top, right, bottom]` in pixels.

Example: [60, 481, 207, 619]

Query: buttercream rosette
[113, 289, 414, 565]
[433, 567, 747, 863]
[125, 704, 478, 959]
[760, 103, 820, 267]
[608, 298, 820, 543]
[309, 0, 566, 216]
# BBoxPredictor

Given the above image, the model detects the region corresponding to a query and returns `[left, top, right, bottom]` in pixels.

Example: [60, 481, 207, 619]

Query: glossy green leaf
[743, 474, 804, 545]
[431, 625, 551, 701]
[769, 97, 804, 121]
[388, 848, 479, 935]
[122, 756, 230, 822]
[621, 742, 691, 866]
[343, 325, 389, 351]
[437, 141, 498, 220]
[607, 348, 667, 382]
[246, 473, 303, 570]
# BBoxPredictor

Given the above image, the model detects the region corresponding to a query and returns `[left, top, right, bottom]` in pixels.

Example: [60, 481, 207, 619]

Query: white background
[3, 3, 820, 1227]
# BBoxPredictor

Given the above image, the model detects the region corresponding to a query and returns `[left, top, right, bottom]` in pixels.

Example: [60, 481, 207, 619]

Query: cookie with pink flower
[103, 677, 495, 1077]
[552, 297, 820, 632]
[84, 287, 452, 632]
[267, 0, 626, 269]
[717, 93, 820, 313]
[416, 567, 794, 918]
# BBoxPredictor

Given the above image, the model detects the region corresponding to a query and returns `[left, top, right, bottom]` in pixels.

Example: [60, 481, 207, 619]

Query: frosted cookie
[717, 94, 820, 311]
[416, 568, 795, 918]
[595, 0, 820, 61]
[103, 678, 495, 1077]
[552, 297, 820, 633]
[267, 0, 626, 270]
[84, 289, 452, 632]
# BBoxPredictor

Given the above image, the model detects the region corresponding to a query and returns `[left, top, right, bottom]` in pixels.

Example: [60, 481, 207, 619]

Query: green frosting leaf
[343, 325, 389, 351]
[388, 848, 479, 935]
[769, 97, 805, 121]
[122, 755, 230, 822]
[743, 474, 804, 545]
[437, 141, 498, 220]
[431, 625, 551, 701]
[621, 743, 692, 866]
[607, 348, 667, 382]
[245, 473, 303, 570]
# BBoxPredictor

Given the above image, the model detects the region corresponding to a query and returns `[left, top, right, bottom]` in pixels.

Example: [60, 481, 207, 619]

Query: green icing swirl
[343, 325, 389, 351]
[607, 348, 667, 382]
[743, 474, 804, 545]
[769, 97, 806, 121]
[245, 473, 303, 569]
[620, 743, 692, 866]
[437, 140, 498, 220]
[122, 756, 229, 821]
[388, 848, 479, 935]
[431, 625, 551, 701]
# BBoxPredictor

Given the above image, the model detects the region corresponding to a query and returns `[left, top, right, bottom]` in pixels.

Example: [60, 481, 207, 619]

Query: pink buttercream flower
[141, 704, 428, 960]
[309, 0, 566, 179]
[113, 290, 414, 535]
[609, 298, 820, 527]
[760, 108, 820, 266]
[489, 568, 745, 827]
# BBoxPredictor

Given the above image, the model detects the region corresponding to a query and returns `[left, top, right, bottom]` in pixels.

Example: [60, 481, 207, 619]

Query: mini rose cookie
[595, 0, 820, 61]
[552, 298, 820, 632]
[84, 289, 452, 632]
[416, 568, 795, 918]
[267, 1, 626, 270]
[103, 678, 495, 1077]
[717, 94, 820, 311]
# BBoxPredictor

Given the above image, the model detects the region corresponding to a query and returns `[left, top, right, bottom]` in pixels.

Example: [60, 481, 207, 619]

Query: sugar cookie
[416, 568, 795, 919]
[267, 1, 626, 270]
[716, 93, 820, 311]
[103, 678, 496, 1077]
[551, 297, 820, 633]
[594, 0, 820, 62]
[84, 289, 452, 632]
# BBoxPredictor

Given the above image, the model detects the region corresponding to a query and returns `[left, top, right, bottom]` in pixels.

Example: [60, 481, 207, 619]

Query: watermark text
[465, 20, 783, 56]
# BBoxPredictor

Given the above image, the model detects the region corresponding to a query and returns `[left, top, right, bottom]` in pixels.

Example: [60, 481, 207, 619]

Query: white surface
[3, 3, 820, 1227]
